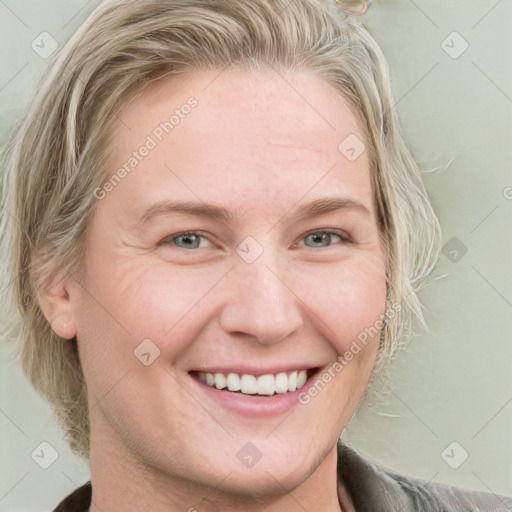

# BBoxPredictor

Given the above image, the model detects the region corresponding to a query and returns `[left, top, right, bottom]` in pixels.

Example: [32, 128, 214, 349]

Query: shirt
[53, 441, 512, 511]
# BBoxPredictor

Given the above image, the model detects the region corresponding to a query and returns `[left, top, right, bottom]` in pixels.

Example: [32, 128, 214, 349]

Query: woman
[1, 0, 510, 510]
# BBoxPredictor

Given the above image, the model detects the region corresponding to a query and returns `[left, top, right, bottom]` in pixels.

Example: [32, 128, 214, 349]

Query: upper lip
[189, 364, 324, 377]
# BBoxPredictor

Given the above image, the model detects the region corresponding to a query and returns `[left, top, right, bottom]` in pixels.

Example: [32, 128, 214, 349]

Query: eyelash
[158, 229, 353, 250]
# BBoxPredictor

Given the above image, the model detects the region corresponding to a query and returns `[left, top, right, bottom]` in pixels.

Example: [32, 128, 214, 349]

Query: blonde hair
[0, 0, 441, 458]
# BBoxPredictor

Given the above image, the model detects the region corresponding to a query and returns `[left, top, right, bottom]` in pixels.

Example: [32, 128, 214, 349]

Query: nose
[219, 254, 303, 345]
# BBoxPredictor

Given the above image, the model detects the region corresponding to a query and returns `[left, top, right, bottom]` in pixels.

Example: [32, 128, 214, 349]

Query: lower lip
[188, 369, 321, 418]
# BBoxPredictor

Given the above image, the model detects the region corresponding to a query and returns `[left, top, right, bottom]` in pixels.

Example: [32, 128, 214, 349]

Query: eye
[158, 229, 352, 251]
[158, 231, 212, 250]
[299, 229, 352, 249]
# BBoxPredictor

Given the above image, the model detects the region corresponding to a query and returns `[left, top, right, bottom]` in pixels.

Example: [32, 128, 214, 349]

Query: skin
[42, 69, 387, 511]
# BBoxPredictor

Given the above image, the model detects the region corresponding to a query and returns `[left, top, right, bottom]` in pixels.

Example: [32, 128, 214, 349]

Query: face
[62, 69, 387, 496]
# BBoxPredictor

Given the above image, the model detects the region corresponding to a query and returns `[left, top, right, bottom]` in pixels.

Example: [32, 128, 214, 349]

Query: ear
[38, 270, 78, 340]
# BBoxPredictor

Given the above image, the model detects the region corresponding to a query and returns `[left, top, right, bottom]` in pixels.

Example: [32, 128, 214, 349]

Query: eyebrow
[135, 196, 371, 230]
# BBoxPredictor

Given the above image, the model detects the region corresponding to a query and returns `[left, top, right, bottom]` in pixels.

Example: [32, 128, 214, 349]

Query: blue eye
[160, 232, 211, 250]
[301, 230, 351, 248]
[159, 229, 351, 251]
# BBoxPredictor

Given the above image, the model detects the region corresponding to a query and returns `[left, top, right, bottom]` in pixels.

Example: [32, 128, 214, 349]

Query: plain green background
[1, 1, 511, 510]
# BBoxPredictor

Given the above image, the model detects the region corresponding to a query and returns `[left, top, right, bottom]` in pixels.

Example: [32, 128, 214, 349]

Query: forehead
[104, 69, 375, 223]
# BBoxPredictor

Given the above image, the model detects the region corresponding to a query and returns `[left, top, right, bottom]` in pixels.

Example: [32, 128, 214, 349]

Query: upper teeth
[198, 370, 308, 396]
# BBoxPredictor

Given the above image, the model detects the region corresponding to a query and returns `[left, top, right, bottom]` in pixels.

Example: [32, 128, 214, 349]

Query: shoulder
[337, 441, 512, 512]
[53, 481, 91, 512]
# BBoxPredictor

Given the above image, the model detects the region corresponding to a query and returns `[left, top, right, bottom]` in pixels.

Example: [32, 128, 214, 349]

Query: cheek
[293, 259, 386, 439]
[79, 259, 229, 361]
[123, 264, 227, 328]
[124, 255, 387, 353]
[294, 253, 387, 352]
[77, 239, 386, 381]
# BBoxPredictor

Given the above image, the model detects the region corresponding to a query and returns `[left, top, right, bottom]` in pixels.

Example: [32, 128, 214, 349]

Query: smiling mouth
[189, 368, 320, 397]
